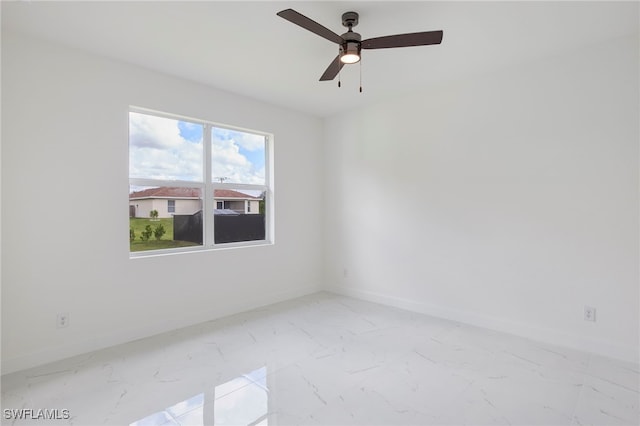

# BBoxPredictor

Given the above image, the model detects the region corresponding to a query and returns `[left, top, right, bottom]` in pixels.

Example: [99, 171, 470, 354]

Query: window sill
[129, 240, 274, 259]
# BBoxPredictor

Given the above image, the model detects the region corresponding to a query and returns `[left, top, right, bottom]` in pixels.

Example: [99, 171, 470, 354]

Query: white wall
[324, 35, 639, 362]
[1, 33, 324, 373]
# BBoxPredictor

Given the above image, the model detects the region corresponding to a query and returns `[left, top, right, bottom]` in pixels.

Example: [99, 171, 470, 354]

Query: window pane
[214, 188, 265, 244]
[129, 111, 204, 182]
[211, 127, 266, 185]
[129, 185, 203, 252]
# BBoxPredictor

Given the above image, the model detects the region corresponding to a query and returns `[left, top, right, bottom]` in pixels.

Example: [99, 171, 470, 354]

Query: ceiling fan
[277, 9, 443, 86]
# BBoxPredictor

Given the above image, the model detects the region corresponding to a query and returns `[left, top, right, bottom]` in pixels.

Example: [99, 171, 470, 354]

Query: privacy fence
[174, 211, 265, 245]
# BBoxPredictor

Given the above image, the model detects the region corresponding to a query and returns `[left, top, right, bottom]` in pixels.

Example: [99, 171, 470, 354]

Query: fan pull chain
[338, 67, 342, 88]
[359, 58, 363, 93]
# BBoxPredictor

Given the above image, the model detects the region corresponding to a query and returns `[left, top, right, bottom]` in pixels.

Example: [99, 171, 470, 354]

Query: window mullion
[203, 124, 215, 246]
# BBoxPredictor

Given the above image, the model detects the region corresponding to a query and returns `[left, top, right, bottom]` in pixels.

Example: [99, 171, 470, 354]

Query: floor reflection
[130, 367, 268, 426]
[215, 366, 268, 425]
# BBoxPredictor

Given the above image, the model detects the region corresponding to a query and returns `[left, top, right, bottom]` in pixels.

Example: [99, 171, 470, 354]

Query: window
[129, 108, 272, 254]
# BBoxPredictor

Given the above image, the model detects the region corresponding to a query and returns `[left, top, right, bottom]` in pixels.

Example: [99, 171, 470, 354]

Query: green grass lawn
[129, 218, 200, 252]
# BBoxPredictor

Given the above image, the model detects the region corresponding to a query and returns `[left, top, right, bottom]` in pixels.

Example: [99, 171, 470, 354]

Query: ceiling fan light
[340, 41, 361, 64]
[340, 53, 360, 64]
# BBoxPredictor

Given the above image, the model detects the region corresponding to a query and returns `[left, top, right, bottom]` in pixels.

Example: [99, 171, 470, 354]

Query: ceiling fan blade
[362, 30, 443, 49]
[319, 55, 345, 81]
[277, 9, 344, 45]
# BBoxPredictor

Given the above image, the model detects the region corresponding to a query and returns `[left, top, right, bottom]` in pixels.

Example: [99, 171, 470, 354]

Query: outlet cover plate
[584, 306, 596, 322]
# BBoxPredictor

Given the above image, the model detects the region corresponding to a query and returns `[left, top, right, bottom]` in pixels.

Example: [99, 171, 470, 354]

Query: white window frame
[129, 107, 274, 257]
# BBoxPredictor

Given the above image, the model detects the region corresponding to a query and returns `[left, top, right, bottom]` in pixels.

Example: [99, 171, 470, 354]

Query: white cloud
[129, 112, 203, 181]
[129, 112, 185, 149]
[213, 128, 265, 152]
[236, 132, 265, 152]
[130, 142, 203, 181]
[212, 129, 265, 184]
[212, 146, 264, 184]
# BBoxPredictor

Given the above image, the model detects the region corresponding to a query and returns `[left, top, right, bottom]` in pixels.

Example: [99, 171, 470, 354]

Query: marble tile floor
[1, 292, 638, 426]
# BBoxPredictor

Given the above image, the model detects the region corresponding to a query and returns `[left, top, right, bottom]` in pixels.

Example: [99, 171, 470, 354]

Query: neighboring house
[213, 189, 262, 216]
[129, 187, 262, 218]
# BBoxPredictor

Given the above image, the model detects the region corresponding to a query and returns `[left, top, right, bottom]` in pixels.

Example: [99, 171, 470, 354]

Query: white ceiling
[3, 1, 638, 117]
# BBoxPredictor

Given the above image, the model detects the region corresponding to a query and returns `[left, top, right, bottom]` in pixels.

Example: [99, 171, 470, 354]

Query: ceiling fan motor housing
[341, 11, 359, 28]
[340, 30, 361, 63]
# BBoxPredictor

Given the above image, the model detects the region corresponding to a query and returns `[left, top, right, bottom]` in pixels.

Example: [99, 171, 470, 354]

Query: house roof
[214, 189, 261, 200]
[129, 187, 261, 200]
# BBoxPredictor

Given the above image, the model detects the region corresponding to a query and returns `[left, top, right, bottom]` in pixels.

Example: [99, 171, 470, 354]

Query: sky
[212, 127, 266, 185]
[129, 112, 266, 185]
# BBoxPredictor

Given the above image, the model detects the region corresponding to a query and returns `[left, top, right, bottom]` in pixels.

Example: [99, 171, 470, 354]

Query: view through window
[129, 109, 271, 254]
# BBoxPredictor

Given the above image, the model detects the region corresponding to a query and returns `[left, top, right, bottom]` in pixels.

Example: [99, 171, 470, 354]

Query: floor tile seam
[214, 378, 265, 402]
[293, 358, 390, 405]
[581, 370, 640, 394]
[568, 352, 592, 425]
[483, 350, 591, 379]
[162, 404, 203, 426]
[310, 368, 475, 422]
[302, 344, 411, 374]
[309, 386, 433, 426]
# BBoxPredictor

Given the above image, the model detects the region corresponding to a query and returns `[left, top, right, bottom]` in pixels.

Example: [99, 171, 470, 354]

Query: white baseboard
[327, 285, 638, 364]
[2, 285, 320, 375]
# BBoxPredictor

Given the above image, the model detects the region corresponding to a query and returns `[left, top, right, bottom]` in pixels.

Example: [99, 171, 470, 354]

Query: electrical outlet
[57, 313, 69, 328]
[584, 306, 596, 322]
